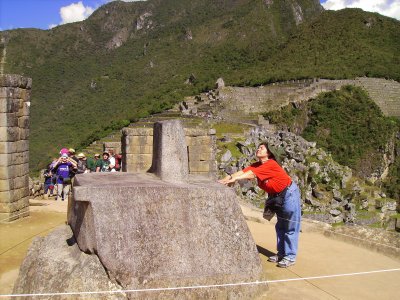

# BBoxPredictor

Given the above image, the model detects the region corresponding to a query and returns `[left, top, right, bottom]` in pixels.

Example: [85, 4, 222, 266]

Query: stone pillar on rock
[150, 120, 188, 183]
[0, 74, 31, 222]
[122, 124, 217, 179]
[67, 119, 266, 298]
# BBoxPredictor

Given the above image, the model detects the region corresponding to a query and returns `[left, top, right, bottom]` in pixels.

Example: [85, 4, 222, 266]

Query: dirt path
[0, 199, 399, 299]
[0, 198, 68, 295]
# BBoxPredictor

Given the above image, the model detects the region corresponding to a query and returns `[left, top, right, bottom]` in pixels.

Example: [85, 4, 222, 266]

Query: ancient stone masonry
[121, 127, 153, 173]
[176, 77, 400, 121]
[216, 78, 400, 117]
[0, 74, 31, 222]
[122, 125, 217, 179]
[103, 141, 121, 154]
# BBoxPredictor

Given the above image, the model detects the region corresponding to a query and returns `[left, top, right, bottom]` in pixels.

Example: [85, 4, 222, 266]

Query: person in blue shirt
[52, 153, 77, 201]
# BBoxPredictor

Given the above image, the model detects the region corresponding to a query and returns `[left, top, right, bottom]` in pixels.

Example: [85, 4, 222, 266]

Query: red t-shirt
[243, 160, 291, 194]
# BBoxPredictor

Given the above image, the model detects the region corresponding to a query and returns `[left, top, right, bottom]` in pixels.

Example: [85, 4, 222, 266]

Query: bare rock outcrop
[13, 226, 126, 299]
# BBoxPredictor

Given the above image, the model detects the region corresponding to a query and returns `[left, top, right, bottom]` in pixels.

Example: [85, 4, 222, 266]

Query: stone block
[15, 175, 29, 190]
[16, 101, 30, 117]
[0, 152, 29, 166]
[19, 128, 30, 140]
[0, 163, 29, 179]
[151, 120, 188, 183]
[0, 97, 20, 113]
[125, 135, 153, 147]
[0, 113, 18, 127]
[122, 127, 153, 136]
[0, 207, 29, 222]
[0, 166, 11, 179]
[0, 196, 29, 213]
[0, 141, 14, 154]
[0, 126, 19, 142]
[103, 142, 121, 154]
[0, 87, 10, 98]
[188, 146, 212, 161]
[186, 135, 212, 147]
[0, 187, 29, 203]
[0, 75, 32, 89]
[189, 160, 211, 173]
[69, 173, 264, 298]
[12, 88, 29, 100]
[0, 179, 11, 192]
[0, 174, 28, 191]
[184, 127, 210, 137]
[0, 140, 32, 154]
[17, 140, 29, 152]
[124, 154, 152, 172]
[18, 116, 30, 129]
[125, 144, 153, 155]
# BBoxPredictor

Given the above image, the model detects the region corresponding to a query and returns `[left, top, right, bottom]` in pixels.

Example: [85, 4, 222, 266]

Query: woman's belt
[269, 181, 292, 198]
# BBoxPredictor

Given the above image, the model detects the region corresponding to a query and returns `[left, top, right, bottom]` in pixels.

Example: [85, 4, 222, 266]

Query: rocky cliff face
[218, 126, 399, 229]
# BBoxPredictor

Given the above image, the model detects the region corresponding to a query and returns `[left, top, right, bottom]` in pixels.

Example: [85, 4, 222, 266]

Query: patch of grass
[213, 122, 251, 138]
[369, 222, 383, 228]
[332, 222, 345, 227]
[217, 139, 243, 159]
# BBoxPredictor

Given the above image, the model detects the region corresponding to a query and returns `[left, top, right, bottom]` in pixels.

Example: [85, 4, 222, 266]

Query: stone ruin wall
[0, 75, 31, 221]
[121, 126, 217, 178]
[105, 77, 400, 167]
[217, 77, 400, 117]
[103, 141, 121, 154]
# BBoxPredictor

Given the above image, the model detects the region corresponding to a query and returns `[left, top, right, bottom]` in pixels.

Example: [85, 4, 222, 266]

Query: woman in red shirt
[219, 142, 301, 268]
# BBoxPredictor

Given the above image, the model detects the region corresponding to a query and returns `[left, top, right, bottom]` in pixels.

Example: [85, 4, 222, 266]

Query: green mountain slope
[264, 85, 400, 198]
[0, 0, 399, 171]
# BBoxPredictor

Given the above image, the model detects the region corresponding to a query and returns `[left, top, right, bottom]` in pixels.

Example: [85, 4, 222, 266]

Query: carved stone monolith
[150, 119, 189, 183]
[15, 119, 266, 299]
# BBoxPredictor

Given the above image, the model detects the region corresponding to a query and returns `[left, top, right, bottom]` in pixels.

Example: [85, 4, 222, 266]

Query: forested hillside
[264, 86, 400, 199]
[0, 0, 399, 171]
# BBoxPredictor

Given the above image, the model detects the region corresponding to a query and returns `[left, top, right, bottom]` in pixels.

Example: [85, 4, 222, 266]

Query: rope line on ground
[1, 268, 399, 298]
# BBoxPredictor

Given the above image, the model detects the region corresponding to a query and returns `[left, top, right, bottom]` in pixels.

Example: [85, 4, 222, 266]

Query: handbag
[62, 177, 71, 184]
[263, 206, 275, 221]
[265, 185, 289, 213]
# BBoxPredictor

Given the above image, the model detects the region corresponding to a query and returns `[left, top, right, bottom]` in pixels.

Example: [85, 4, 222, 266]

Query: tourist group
[43, 148, 122, 201]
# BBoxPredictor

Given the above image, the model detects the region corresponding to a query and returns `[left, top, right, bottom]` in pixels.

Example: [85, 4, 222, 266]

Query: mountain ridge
[0, 0, 399, 170]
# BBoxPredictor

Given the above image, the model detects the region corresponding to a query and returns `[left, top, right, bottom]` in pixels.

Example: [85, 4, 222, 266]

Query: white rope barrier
[1, 268, 399, 298]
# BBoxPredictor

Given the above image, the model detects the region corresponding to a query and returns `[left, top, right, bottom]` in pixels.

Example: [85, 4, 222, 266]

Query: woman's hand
[218, 170, 255, 186]
[218, 175, 235, 186]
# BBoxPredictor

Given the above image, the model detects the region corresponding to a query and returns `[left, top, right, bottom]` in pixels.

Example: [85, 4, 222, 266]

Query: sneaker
[268, 255, 283, 263]
[277, 258, 295, 268]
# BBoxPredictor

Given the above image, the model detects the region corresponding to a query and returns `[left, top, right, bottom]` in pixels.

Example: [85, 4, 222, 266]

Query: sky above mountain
[0, 0, 399, 31]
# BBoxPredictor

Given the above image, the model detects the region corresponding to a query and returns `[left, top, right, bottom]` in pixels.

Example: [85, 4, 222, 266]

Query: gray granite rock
[69, 172, 265, 299]
[13, 226, 126, 299]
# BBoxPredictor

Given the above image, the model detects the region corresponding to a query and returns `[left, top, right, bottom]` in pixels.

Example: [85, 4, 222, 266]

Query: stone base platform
[69, 172, 266, 299]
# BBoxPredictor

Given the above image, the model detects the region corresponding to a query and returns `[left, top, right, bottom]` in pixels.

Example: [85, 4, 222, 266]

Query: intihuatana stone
[150, 120, 189, 183]
[68, 172, 265, 299]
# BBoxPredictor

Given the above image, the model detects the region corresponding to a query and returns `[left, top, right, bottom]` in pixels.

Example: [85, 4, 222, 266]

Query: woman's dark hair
[258, 141, 276, 160]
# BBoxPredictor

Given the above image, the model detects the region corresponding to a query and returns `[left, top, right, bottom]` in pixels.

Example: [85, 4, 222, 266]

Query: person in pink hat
[59, 148, 69, 155]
